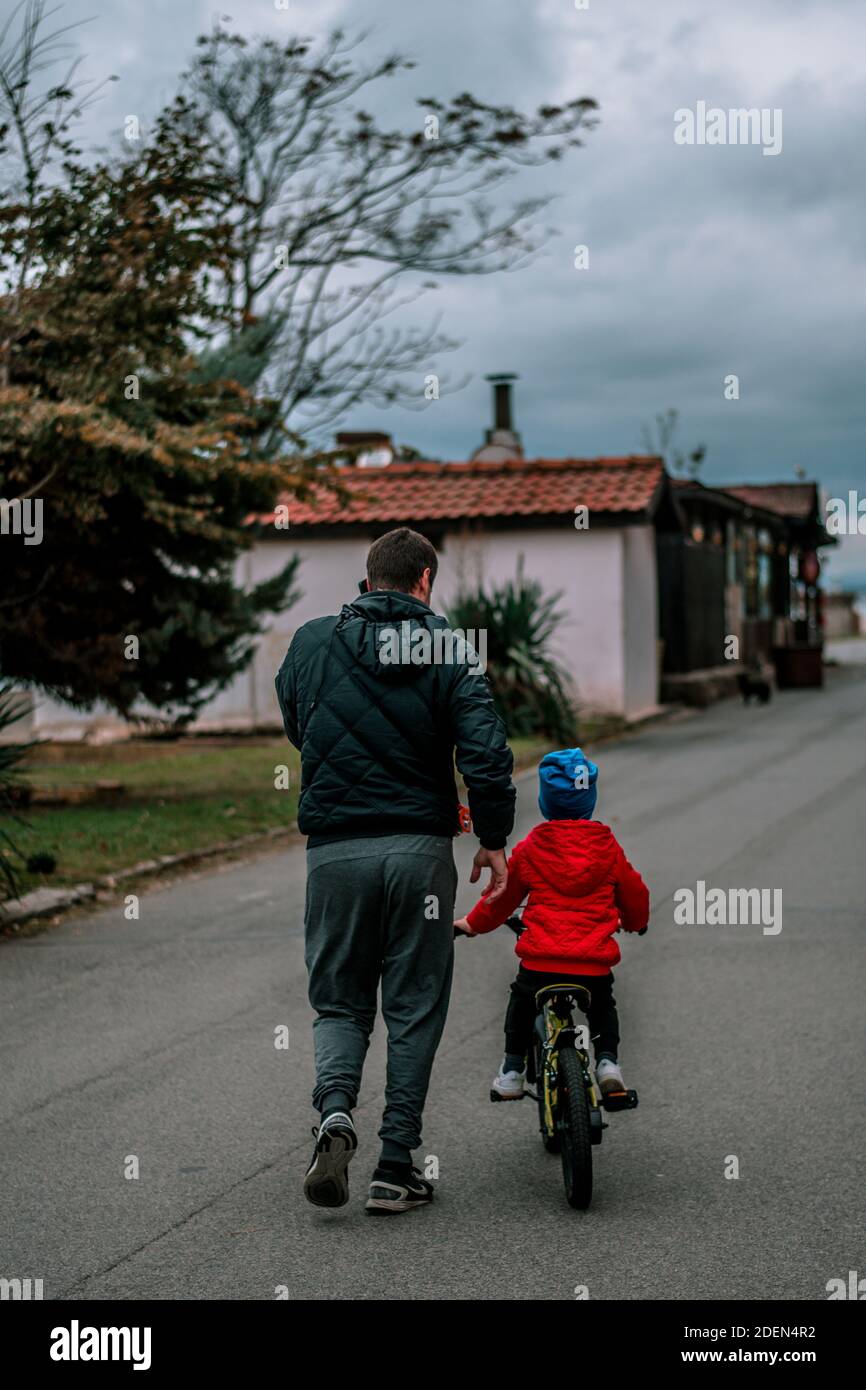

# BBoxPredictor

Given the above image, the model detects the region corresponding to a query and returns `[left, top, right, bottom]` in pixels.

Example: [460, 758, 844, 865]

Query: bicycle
[495, 914, 639, 1210]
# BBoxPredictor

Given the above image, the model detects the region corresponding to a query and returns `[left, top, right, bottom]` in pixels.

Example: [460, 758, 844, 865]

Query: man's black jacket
[275, 589, 515, 849]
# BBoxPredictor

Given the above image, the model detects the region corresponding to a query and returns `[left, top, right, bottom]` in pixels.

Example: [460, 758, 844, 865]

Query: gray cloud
[15, 0, 866, 583]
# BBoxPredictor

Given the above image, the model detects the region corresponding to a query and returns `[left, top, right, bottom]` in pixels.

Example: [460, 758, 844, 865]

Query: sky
[12, 0, 866, 587]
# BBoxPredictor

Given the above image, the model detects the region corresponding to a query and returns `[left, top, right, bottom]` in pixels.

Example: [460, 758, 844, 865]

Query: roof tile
[725, 483, 817, 520]
[265, 456, 665, 528]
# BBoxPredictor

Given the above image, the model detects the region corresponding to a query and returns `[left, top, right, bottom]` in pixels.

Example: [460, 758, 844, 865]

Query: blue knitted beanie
[538, 747, 599, 820]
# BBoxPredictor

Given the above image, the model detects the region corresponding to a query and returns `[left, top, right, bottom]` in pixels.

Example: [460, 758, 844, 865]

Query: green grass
[506, 736, 554, 767]
[8, 792, 298, 897]
[22, 743, 298, 796]
[2, 733, 575, 903]
[4, 742, 301, 899]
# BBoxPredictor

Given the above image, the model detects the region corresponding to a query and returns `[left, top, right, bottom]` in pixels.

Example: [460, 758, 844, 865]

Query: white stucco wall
[14, 692, 122, 742]
[203, 537, 371, 729]
[622, 525, 661, 719]
[438, 525, 628, 714]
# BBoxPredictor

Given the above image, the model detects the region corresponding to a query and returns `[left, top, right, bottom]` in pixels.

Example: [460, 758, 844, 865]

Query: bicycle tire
[558, 1047, 593, 1209]
[535, 1039, 560, 1153]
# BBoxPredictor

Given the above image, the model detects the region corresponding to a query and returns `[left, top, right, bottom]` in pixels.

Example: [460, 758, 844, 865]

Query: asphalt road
[2, 664, 865, 1301]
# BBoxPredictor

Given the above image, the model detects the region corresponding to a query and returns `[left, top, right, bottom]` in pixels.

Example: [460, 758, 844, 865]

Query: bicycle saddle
[534, 982, 592, 1012]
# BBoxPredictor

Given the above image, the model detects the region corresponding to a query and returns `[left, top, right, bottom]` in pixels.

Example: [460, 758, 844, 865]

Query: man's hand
[453, 916, 475, 938]
[470, 847, 508, 904]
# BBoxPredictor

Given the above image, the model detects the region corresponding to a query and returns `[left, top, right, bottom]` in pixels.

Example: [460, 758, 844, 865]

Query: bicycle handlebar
[459, 918, 646, 939]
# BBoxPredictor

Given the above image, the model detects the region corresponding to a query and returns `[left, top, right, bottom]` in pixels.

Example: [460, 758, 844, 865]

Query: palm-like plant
[448, 560, 576, 743]
[0, 682, 32, 901]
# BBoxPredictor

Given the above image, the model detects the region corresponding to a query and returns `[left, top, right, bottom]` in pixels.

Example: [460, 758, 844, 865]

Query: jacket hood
[337, 590, 452, 682]
[524, 819, 619, 894]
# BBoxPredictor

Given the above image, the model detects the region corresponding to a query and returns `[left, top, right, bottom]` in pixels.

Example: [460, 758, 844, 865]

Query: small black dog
[738, 668, 772, 704]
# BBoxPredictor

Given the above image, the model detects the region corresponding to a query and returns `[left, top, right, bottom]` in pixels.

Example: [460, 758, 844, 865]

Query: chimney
[335, 431, 394, 467]
[469, 373, 524, 462]
[490, 373, 517, 431]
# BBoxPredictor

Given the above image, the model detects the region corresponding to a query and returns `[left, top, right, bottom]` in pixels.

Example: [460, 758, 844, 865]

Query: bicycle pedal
[601, 1088, 639, 1112]
[489, 1088, 527, 1103]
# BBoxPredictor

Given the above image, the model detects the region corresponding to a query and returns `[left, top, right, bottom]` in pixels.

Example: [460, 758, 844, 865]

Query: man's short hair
[366, 527, 439, 593]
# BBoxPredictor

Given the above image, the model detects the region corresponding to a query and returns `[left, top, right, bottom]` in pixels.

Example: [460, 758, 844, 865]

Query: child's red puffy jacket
[466, 819, 649, 974]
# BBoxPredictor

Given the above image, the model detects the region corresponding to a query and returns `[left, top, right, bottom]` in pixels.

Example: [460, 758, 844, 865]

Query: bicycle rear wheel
[558, 1048, 593, 1208]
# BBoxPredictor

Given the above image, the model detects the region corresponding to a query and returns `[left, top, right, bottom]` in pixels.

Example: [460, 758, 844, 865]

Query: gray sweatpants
[304, 833, 458, 1156]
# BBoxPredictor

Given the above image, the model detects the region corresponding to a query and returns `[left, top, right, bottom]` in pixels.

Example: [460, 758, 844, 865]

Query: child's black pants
[504, 966, 620, 1061]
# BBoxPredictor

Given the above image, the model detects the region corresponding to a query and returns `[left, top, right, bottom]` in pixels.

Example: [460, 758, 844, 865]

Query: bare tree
[0, 0, 115, 387]
[181, 24, 597, 441]
[641, 409, 706, 479]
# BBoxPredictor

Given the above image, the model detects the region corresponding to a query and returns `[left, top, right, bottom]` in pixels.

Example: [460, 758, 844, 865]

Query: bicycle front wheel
[558, 1048, 593, 1209]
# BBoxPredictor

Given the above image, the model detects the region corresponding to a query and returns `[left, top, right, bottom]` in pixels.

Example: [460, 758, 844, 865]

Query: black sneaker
[303, 1112, 358, 1209]
[365, 1165, 435, 1215]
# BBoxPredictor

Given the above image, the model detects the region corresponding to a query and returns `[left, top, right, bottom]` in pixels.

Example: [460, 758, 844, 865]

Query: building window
[727, 520, 744, 587]
[743, 526, 758, 616]
[789, 550, 806, 623]
[757, 553, 773, 619]
[756, 529, 773, 618]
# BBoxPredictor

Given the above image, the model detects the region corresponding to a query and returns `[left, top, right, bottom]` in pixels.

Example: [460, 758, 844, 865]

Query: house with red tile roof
[202, 414, 686, 727]
[198, 408, 830, 727]
[255, 454, 677, 718]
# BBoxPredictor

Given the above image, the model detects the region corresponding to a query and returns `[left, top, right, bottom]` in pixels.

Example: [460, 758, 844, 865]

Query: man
[276, 527, 515, 1214]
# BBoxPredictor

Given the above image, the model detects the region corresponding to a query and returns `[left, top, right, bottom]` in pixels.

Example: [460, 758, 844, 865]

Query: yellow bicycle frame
[540, 998, 601, 1134]
[540, 1004, 566, 1135]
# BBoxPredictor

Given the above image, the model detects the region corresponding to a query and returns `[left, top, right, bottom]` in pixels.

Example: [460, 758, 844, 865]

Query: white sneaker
[490, 1064, 526, 1101]
[596, 1058, 626, 1096]
[303, 1112, 358, 1208]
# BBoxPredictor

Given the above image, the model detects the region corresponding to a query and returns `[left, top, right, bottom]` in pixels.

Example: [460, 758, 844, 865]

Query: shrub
[0, 683, 32, 899]
[448, 560, 577, 744]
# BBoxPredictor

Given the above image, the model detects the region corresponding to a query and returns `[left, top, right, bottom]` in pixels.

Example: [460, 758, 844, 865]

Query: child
[454, 747, 649, 1100]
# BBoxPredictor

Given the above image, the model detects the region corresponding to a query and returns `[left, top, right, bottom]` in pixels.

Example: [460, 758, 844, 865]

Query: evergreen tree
[0, 7, 313, 717]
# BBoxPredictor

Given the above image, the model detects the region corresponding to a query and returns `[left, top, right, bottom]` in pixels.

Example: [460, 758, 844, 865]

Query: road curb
[0, 824, 299, 930]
